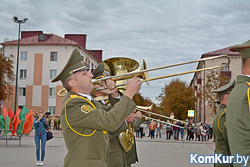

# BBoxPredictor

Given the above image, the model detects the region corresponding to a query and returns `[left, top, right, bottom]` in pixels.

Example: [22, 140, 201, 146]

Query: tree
[0, 51, 14, 101]
[133, 93, 162, 119]
[157, 79, 196, 120]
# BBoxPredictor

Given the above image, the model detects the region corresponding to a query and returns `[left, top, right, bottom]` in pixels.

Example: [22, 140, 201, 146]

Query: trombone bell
[104, 57, 139, 93]
[130, 59, 149, 86]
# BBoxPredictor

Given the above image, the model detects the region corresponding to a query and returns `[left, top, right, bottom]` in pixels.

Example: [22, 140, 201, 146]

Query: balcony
[220, 71, 231, 79]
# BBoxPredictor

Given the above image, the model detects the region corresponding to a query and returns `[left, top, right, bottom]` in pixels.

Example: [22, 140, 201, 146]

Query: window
[50, 52, 58, 61]
[50, 70, 57, 79]
[91, 63, 94, 70]
[19, 88, 26, 96]
[21, 51, 27, 61]
[20, 69, 27, 79]
[221, 63, 229, 72]
[48, 106, 56, 115]
[49, 88, 56, 97]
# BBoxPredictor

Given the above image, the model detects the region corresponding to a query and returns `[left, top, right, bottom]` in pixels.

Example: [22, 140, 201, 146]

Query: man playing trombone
[51, 49, 142, 167]
[91, 62, 143, 167]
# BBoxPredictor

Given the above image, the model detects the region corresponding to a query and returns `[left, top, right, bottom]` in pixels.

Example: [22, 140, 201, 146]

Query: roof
[202, 46, 241, 57]
[1, 33, 79, 46]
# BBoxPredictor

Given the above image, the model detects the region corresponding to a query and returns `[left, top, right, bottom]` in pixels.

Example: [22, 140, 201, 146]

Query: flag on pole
[8, 108, 14, 130]
[23, 109, 34, 135]
[0, 115, 4, 129]
[12, 108, 21, 136]
[2, 106, 11, 136]
[17, 106, 30, 135]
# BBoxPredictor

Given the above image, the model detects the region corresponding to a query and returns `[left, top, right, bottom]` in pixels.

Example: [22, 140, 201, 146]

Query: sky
[1, 0, 250, 103]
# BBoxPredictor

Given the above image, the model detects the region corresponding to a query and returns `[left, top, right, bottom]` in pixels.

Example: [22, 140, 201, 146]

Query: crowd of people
[136, 119, 214, 142]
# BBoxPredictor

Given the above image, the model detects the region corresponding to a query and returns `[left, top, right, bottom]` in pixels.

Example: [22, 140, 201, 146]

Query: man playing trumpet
[51, 49, 142, 167]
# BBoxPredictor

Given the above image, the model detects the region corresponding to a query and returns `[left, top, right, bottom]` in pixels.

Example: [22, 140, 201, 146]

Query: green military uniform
[92, 62, 129, 167]
[52, 49, 136, 167]
[108, 117, 143, 167]
[212, 81, 234, 167]
[92, 62, 143, 167]
[125, 117, 143, 167]
[227, 41, 250, 167]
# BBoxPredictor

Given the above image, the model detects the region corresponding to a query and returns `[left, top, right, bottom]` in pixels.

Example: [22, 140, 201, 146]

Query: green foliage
[0, 52, 14, 101]
[157, 79, 196, 120]
[133, 93, 162, 119]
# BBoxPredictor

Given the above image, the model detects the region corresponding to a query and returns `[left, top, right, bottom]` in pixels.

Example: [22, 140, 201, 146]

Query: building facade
[190, 46, 241, 124]
[1, 31, 102, 116]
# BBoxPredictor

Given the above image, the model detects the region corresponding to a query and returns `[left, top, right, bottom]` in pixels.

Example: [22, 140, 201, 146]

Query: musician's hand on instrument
[99, 80, 119, 97]
[135, 111, 142, 119]
[124, 77, 142, 99]
[126, 113, 137, 123]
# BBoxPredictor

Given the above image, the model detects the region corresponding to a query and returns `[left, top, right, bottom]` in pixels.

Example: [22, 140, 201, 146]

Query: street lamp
[13, 16, 28, 115]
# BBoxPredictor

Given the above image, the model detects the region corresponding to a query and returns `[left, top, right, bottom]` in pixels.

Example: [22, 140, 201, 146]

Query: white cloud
[1, 0, 250, 102]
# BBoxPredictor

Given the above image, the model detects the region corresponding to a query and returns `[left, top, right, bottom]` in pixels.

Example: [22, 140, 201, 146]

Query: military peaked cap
[92, 62, 105, 79]
[212, 81, 235, 96]
[51, 49, 89, 82]
[230, 40, 250, 59]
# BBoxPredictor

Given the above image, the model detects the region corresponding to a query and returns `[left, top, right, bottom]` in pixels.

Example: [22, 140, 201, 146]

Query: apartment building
[1, 31, 102, 116]
[190, 46, 241, 124]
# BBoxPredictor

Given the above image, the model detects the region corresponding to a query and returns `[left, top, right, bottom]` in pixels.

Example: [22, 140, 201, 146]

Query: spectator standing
[201, 126, 207, 141]
[195, 123, 201, 141]
[173, 121, 179, 140]
[148, 121, 156, 139]
[204, 121, 210, 141]
[33, 108, 49, 166]
[189, 123, 195, 141]
[53, 118, 57, 130]
[209, 125, 213, 140]
[156, 119, 162, 138]
[47, 116, 51, 129]
[139, 123, 144, 138]
[186, 121, 192, 140]
[166, 120, 172, 140]
[179, 121, 185, 140]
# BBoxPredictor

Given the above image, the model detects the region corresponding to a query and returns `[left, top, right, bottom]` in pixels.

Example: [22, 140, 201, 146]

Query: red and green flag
[12, 108, 21, 136]
[0, 115, 4, 129]
[2, 106, 11, 136]
[17, 106, 30, 135]
[8, 108, 14, 130]
[23, 109, 34, 135]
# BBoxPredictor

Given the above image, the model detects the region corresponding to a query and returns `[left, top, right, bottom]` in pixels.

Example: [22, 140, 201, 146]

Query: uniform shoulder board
[246, 82, 250, 115]
[246, 82, 250, 87]
[218, 109, 226, 133]
[70, 94, 79, 98]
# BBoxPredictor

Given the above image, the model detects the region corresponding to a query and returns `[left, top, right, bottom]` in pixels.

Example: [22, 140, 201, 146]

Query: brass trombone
[94, 55, 230, 91]
[57, 55, 230, 96]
